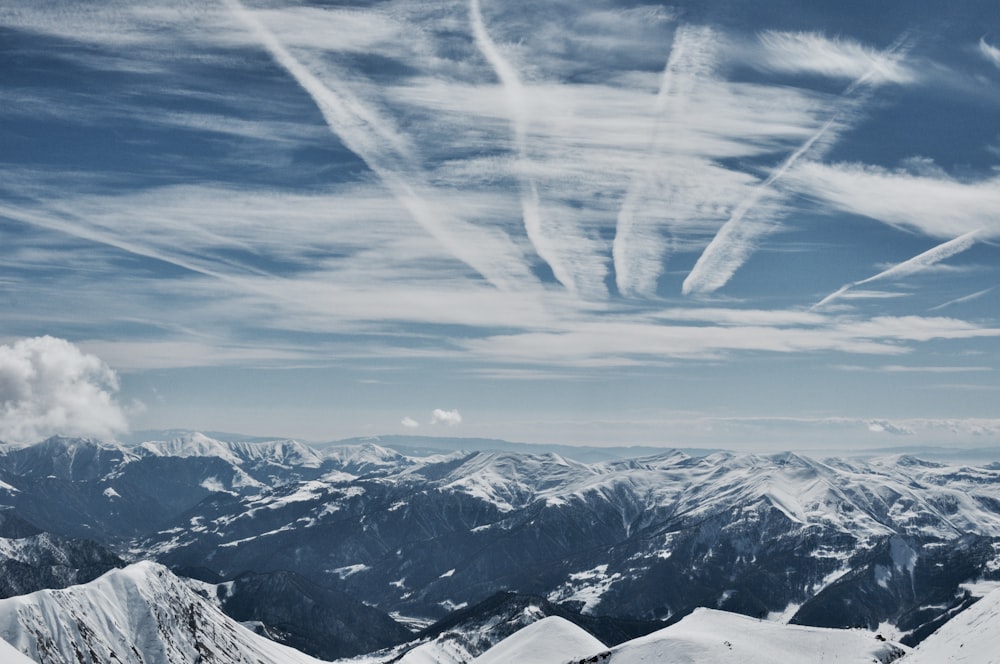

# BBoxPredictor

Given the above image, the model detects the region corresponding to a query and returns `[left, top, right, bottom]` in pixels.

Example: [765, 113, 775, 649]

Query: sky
[1, 0, 999, 452]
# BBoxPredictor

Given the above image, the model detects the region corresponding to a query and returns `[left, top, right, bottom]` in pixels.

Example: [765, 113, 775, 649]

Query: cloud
[401, 416, 420, 429]
[430, 408, 462, 426]
[980, 38, 1000, 69]
[814, 229, 981, 308]
[613, 25, 719, 297]
[866, 419, 915, 435]
[469, 0, 556, 285]
[221, 0, 538, 293]
[785, 162, 1000, 239]
[682, 34, 911, 296]
[756, 31, 915, 83]
[0, 336, 128, 444]
[930, 287, 995, 311]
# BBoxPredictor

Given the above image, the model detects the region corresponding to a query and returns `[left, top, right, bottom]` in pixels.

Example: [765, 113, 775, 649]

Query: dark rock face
[418, 591, 665, 648]
[210, 570, 412, 660]
[0, 530, 123, 598]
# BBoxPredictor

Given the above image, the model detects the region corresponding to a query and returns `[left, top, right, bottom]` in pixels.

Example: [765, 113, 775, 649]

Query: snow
[609, 608, 907, 664]
[902, 587, 1000, 664]
[959, 579, 1000, 597]
[0, 637, 34, 664]
[332, 564, 370, 579]
[547, 564, 622, 614]
[102, 486, 120, 499]
[470, 616, 607, 664]
[395, 638, 470, 664]
[0, 561, 329, 664]
[140, 433, 323, 468]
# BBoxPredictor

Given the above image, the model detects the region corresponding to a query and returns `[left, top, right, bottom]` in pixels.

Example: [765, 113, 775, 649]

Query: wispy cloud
[613, 25, 718, 298]
[468, 0, 609, 297]
[835, 364, 992, 373]
[755, 31, 915, 83]
[814, 229, 981, 308]
[222, 0, 537, 292]
[930, 286, 996, 311]
[980, 37, 1000, 69]
[401, 416, 420, 429]
[469, 1, 555, 286]
[786, 162, 1000, 239]
[682, 34, 911, 296]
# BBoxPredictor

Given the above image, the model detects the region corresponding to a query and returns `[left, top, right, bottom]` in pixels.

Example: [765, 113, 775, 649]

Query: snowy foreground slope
[473, 609, 906, 664]
[470, 616, 606, 664]
[0, 637, 34, 664]
[901, 587, 1000, 664]
[0, 561, 326, 664]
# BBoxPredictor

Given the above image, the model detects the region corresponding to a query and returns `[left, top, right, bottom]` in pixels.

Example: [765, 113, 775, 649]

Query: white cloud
[614, 25, 720, 297]
[784, 162, 1000, 239]
[980, 38, 1000, 69]
[814, 229, 981, 308]
[222, 0, 539, 293]
[430, 408, 462, 426]
[401, 416, 420, 429]
[866, 419, 914, 435]
[756, 31, 915, 83]
[469, 0, 578, 293]
[681, 34, 911, 296]
[0, 336, 128, 444]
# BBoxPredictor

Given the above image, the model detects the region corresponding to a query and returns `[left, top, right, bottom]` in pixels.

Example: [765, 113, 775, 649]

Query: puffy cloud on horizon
[430, 408, 462, 427]
[400, 416, 419, 429]
[0, 336, 128, 444]
[866, 419, 915, 435]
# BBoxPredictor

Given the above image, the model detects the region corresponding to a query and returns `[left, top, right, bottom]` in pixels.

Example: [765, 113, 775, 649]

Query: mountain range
[0, 432, 998, 662]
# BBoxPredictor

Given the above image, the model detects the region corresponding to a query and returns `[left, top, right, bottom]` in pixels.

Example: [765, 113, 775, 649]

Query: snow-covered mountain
[0, 561, 329, 664]
[471, 608, 907, 664]
[124, 444, 1000, 643]
[606, 608, 907, 664]
[900, 586, 1000, 663]
[470, 616, 606, 664]
[1, 434, 999, 661]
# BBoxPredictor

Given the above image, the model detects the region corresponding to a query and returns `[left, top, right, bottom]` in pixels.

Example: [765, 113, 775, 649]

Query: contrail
[613, 26, 716, 298]
[224, 0, 533, 291]
[928, 286, 996, 311]
[469, 0, 577, 293]
[929, 286, 995, 311]
[682, 35, 911, 296]
[813, 229, 981, 309]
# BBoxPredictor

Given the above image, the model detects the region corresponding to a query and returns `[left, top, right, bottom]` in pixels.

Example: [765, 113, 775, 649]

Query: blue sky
[1, 0, 999, 451]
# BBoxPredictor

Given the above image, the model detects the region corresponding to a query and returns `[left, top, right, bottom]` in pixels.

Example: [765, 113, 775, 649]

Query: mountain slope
[203, 569, 412, 660]
[608, 608, 906, 664]
[0, 561, 328, 664]
[470, 616, 606, 664]
[4, 435, 1000, 654]
[900, 586, 1000, 663]
[139, 446, 1000, 641]
[0, 637, 34, 664]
